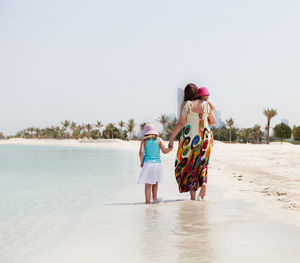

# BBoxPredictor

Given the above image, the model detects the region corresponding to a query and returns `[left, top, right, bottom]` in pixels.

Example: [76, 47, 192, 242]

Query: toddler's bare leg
[145, 184, 151, 204]
[152, 182, 158, 201]
[190, 189, 196, 200]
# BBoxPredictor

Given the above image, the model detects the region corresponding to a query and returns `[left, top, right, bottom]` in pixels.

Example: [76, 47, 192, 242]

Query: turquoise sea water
[0, 145, 143, 263]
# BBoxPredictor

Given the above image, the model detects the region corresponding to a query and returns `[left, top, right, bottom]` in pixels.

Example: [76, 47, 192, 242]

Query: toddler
[199, 87, 215, 146]
[137, 123, 172, 204]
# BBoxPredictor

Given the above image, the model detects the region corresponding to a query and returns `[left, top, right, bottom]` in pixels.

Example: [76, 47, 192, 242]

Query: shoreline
[2, 138, 300, 227]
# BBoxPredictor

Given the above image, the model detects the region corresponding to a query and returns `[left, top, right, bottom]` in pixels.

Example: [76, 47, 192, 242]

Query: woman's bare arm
[168, 102, 187, 148]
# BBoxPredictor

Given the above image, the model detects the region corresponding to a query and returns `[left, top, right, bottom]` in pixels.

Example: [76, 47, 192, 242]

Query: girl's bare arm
[158, 137, 172, 154]
[139, 140, 145, 167]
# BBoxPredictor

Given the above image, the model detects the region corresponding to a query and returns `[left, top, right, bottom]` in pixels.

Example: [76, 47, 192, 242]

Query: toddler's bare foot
[199, 184, 207, 200]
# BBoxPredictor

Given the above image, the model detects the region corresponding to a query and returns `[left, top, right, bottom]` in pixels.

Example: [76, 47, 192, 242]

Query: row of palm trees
[10, 119, 135, 140]
[223, 108, 284, 143]
[2, 108, 297, 143]
[4, 114, 176, 140]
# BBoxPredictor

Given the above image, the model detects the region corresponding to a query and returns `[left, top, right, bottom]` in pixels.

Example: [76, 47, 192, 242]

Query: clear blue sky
[1, 0, 300, 135]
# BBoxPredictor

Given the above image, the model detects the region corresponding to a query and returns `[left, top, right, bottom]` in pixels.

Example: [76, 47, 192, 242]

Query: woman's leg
[152, 182, 158, 201]
[145, 184, 151, 204]
[190, 189, 196, 200]
[199, 183, 207, 200]
[199, 165, 208, 200]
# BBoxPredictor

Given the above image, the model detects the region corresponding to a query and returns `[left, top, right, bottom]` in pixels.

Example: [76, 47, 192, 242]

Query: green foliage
[273, 123, 292, 141]
[292, 125, 300, 140]
[238, 128, 254, 143]
[211, 126, 238, 142]
[0, 132, 3, 139]
[253, 124, 263, 144]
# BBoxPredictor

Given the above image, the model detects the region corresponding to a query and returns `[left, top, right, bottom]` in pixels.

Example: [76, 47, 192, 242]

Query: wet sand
[30, 180, 300, 263]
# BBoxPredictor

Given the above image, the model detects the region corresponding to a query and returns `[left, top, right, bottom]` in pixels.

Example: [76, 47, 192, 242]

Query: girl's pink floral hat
[143, 123, 159, 136]
[199, 87, 210, 96]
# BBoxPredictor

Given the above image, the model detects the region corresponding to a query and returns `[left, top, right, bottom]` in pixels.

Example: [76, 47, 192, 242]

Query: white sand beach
[1, 138, 300, 263]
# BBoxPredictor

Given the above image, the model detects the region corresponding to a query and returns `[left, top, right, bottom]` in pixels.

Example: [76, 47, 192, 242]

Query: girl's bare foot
[199, 184, 207, 200]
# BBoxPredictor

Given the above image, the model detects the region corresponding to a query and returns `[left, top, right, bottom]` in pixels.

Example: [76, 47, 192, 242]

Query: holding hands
[168, 138, 174, 149]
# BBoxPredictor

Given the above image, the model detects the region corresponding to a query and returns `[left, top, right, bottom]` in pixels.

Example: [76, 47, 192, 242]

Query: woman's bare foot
[190, 189, 196, 200]
[199, 184, 207, 200]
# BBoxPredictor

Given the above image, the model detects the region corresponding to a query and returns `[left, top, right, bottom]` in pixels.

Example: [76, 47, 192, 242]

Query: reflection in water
[138, 201, 214, 263]
[140, 206, 161, 262]
[176, 201, 214, 263]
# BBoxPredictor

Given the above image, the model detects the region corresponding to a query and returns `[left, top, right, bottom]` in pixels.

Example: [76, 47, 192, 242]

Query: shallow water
[1, 145, 300, 263]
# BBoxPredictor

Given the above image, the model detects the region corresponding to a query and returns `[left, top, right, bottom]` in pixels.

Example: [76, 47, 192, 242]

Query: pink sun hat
[143, 123, 159, 136]
[198, 87, 210, 96]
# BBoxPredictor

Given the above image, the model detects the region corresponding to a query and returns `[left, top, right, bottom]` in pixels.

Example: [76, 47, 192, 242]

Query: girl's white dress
[137, 138, 163, 184]
[137, 162, 163, 184]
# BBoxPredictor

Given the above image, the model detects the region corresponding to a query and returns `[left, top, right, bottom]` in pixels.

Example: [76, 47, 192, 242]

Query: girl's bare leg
[190, 189, 196, 200]
[152, 182, 158, 201]
[199, 183, 207, 200]
[145, 184, 151, 204]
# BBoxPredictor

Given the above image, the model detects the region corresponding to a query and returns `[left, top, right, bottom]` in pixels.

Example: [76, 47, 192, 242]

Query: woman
[168, 83, 216, 200]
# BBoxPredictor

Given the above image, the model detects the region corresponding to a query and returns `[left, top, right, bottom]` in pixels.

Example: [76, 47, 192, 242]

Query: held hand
[140, 162, 143, 168]
[168, 139, 174, 149]
[166, 145, 173, 153]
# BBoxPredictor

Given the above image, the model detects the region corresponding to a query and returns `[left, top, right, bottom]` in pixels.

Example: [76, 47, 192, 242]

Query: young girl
[137, 123, 172, 204]
[199, 87, 215, 146]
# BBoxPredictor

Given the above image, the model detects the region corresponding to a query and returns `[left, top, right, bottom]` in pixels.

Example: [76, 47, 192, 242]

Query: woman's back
[184, 100, 210, 129]
[189, 99, 205, 114]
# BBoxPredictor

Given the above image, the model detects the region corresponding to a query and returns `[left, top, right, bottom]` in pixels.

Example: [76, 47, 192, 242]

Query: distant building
[281, 119, 289, 126]
[214, 109, 225, 128]
[177, 88, 184, 118]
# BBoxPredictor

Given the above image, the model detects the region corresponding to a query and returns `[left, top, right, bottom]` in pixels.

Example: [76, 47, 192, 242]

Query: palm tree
[263, 108, 278, 144]
[140, 122, 146, 137]
[96, 121, 104, 138]
[70, 122, 77, 139]
[225, 118, 234, 143]
[118, 121, 125, 140]
[106, 123, 115, 139]
[35, 128, 40, 138]
[85, 123, 93, 139]
[166, 118, 178, 140]
[61, 120, 70, 138]
[157, 114, 169, 135]
[239, 128, 253, 143]
[127, 118, 135, 140]
[253, 124, 261, 144]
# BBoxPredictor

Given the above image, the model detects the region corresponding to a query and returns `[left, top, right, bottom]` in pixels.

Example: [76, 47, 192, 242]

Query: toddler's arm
[210, 130, 214, 147]
[158, 137, 172, 154]
[207, 100, 215, 110]
[139, 140, 145, 167]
